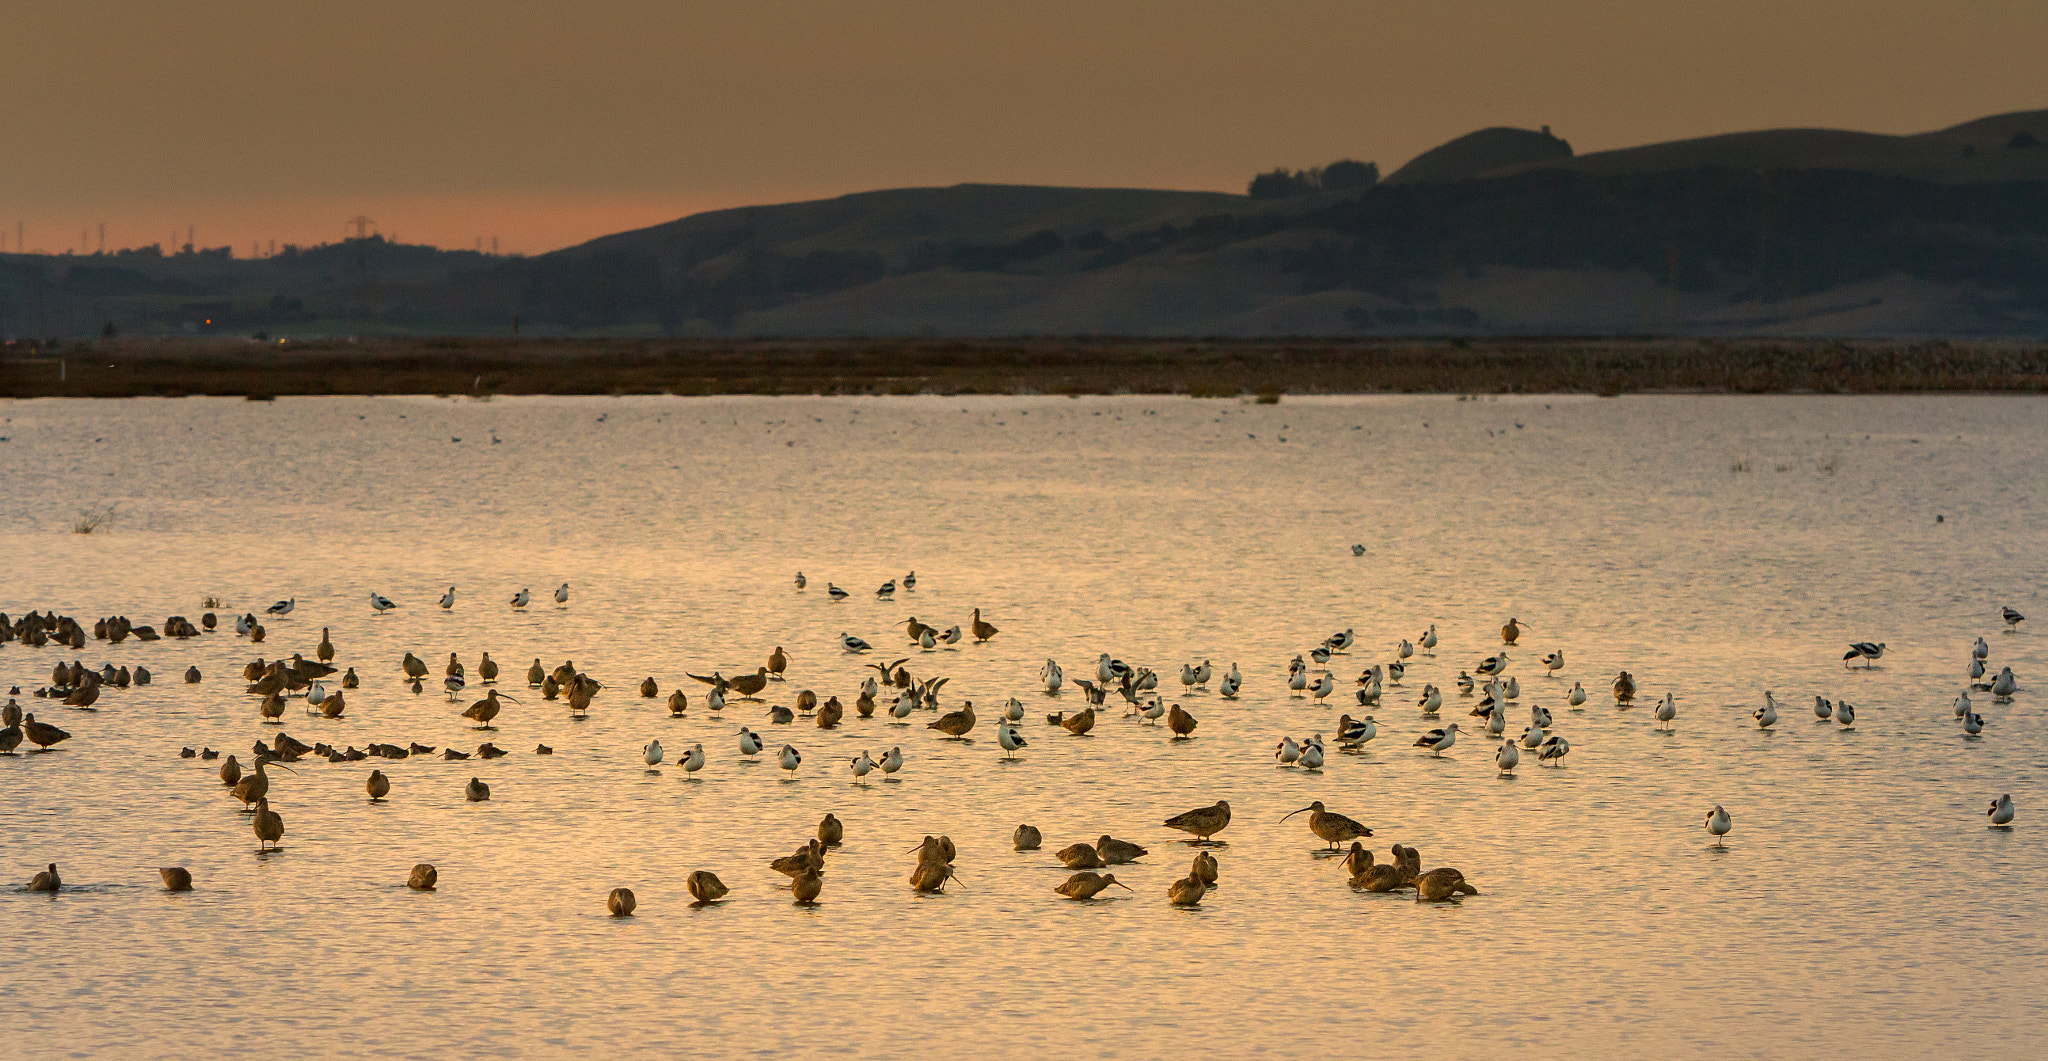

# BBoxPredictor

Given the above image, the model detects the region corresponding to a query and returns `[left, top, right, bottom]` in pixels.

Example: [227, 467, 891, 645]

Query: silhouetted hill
[1382, 126, 1573, 184]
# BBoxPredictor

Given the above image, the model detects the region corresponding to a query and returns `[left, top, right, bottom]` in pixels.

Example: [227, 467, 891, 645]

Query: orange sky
[5, 0, 2043, 256]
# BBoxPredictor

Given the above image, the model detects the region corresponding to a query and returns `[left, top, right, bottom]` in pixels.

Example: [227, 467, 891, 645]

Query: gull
[1495, 740, 1520, 775]
[1543, 650, 1564, 677]
[1973, 637, 1990, 660]
[1336, 714, 1376, 746]
[738, 727, 763, 755]
[1042, 659, 1064, 693]
[841, 633, 872, 653]
[439, 586, 456, 610]
[1655, 693, 1677, 729]
[1989, 793, 2015, 826]
[794, 571, 806, 589]
[1414, 723, 1460, 755]
[679, 743, 705, 777]
[778, 744, 801, 775]
[1566, 681, 1586, 707]
[879, 746, 903, 775]
[1419, 624, 1438, 654]
[1843, 641, 1885, 668]
[554, 583, 570, 605]
[1835, 701, 1856, 728]
[1754, 695, 1778, 729]
[265, 597, 295, 616]
[827, 583, 849, 600]
[850, 749, 876, 783]
[1537, 734, 1570, 765]
[510, 588, 529, 608]
[1814, 695, 1834, 720]
[1275, 736, 1302, 765]
[643, 739, 664, 767]
[2004, 607, 2025, 630]
[1521, 723, 1545, 748]
[369, 592, 398, 613]
[1705, 805, 1731, 846]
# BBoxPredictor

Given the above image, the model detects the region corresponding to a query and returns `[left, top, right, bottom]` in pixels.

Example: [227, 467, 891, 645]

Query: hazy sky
[5, 1, 2043, 255]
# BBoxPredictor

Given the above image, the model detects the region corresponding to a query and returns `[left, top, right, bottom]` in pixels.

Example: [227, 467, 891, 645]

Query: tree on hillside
[1248, 159, 1379, 198]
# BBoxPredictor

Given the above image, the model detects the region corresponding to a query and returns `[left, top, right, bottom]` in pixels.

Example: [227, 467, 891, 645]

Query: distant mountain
[4, 109, 2048, 340]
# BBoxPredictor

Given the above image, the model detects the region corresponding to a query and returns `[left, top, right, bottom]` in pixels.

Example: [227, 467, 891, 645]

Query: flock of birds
[3, 584, 2030, 907]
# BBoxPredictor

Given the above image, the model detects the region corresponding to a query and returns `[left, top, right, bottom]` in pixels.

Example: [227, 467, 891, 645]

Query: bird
[793, 571, 807, 589]
[1014, 824, 1043, 850]
[1989, 793, 2016, 826]
[1217, 665, 1241, 699]
[850, 749, 876, 783]
[463, 689, 515, 728]
[1166, 703, 1199, 737]
[1350, 543, 1366, 556]
[643, 739, 664, 767]
[554, 583, 570, 606]
[1973, 637, 1990, 661]
[1991, 667, 2018, 698]
[738, 727, 763, 755]
[408, 863, 438, 890]
[1059, 707, 1097, 735]
[1420, 625, 1438, 654]
[841, 633, 872, 653]
[1476, 652, 1510, 677]
[768, 646, 788, 680]
[1414, 867, 1477, 902]
[879, 746, 903, 776]
[265, 597, 295, 616]
[1705, 805, 1732, 846]
[1566, 681, 1586, 707]
[366, 769, 389, 801]
[511, 588, 530, 608]
[1328, 629, 1355, 652]
[27, 863, 60, 892]
[2004, 607, 2025, 630]
[996, 723, 1026, 760]
[1057, 843, 1106, 869]
[160, 867, 192, 891]
[1963, 711, 1985, 735]
[779, 744, 802, 775]
[439, 586, 455, 609]
[1537, 734, 1570, 765]
[1495, 740, 1519, 775]
[876, 579, 896, 597]
[679, 743, 705, 777]
[1815, 696, 1835, 720]
[369, 592, 398, 613]
[971, 608, 999, 642]
[1521, 723, 1544, 748]
[1167, 872, 1207, 907]
[1501, 617, 1525, 644]
[687, 871, 729, 903]
[1164, 800, 1231, 841]
[1835, 700, 1857, 728]
[929, 701, 976, 737]
[608, 888, 636, 917]
[1280, 801, 1373, 849]
[827, 583, 849, 600]
[1755, 694, 1779, 729]
[1097, 835, 1148, 864]
[1275, 736, 1302, 765]
[1395, 639, 1413, 661]
[253, 799, 284, 850]
[1612, 671, 1636, 702]
[1336, 714, 1375, 747]
[1543, 650, 1564, 676]
[1414, 723, 1460, 756]
[465, 777, 490, 801]
[1843, 641, 1885, 668]
[22, 713, 69, 751]
[1299, 741, 1325, 769]
[1041, 659, 1064, 693]
[1055, 872, 1131, 899]
[1655, 693, 1677, 729]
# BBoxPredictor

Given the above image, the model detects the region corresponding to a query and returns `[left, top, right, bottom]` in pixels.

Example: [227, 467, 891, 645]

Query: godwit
[1055, 872, 1130, 899]
[1164, 800, 1231, 841]
[1415, 868, 1477, 902]
[408, 864, 438, 890]
[1096, 835, 1147, 864]
[971, 609, 998, 642]
[928, 701, 976, 737]
[1056, 843, 1106, 869]
[252, 799, 284, 851]
[466, 777, 490, 801]
[817, 813, 844, 846]
[1280, 801, 1373, 849]
[1167, 703, 1198, 737]
[1167, 872, 1207, 906]
[160, 867, 192, 891]
[687, 871, 728, 903]
[28, 863, 60, 892]
[1014, 824, 1042, 850]
[22, 714, 69, 750]
[1191, 851, 1219, 886]
[608, 888, 636, 916]
[366, 769, 389, 801]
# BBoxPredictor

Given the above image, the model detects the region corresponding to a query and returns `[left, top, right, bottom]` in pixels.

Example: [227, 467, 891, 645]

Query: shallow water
[1, 393, 2043, 1059]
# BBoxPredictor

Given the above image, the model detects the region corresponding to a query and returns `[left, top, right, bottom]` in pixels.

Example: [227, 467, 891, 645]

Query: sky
[4, 0, 2044, 256]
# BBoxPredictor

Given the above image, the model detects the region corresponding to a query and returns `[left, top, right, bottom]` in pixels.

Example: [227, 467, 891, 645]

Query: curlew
[1501, 617, 1525, 644]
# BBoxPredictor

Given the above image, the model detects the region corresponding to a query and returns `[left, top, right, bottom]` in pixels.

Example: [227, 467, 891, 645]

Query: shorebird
[1275, 736, 1302, 765]
[554, 583, 570, 606]
[1420, 624, 1438, 654]
[876, 579, 896, 597]
[1754, 695, 1778, 729]
[1655, 693, 1677, 729]
[1057, 843, 1106, 869]
[1167, 703, 1198, 737]
[2004, 606, 2025, 630]
[1705, 805, 1732, 846]
[1613, 671, 1636, 702]
[1042, 659, 1064, 693]
[1167, 872, 1207, 907]
[1395, 639, 1413, 661]
[779, 744, 802, 775]
[1299, 740, 1325, 769]
[1990, 667, 2018, 698]
[366, 769, 389, 801]
[677, 743, 705, 777]
[849, 749, 876, 783]
[253, 799, 284, 850]
[687, 871, 729, 903]
[841, 633, 872, 653]
[1973, 636, 1990, 660]
[1336, 713, 1376, 746]
[903, 570, 917, 591]
[1351, 543, 1366, 556]
[1989, 793, 2015, 826]
[22, 714, 70, 751]
[971, 609, 999, 642]
[1496, 740, 1520, 775]
[1414, 723, 1460, 755]
[463, 689, 515, 728]
[996, 723, 1026, 760]
[1835, 701, 1857, 728]
[1097, 835, 1148, 864]
[1843, 641, 1885, 668]
[408, 863, 438, 890]
[1477, 652, 1510, 677]
[1329, 629, 1355, 652]
[1055, 871, 1130, 899]
[608, 888, 636, 917]
[1288, 668, 1309, 696]
[1280, 801, 1373, 849]
[827, 583, 849, 600]
[1013, 824, 1043, 850]
[1417, 684, 1442, 714]
[369, 592, 398, 613]
[738, 727, 763, 755]
[1971, 657, 1988, 681]
[160, 867, 192, 891]
[1164, 800, 1231, 841]
[1501, 617, 1526, 644]
[794, 571, 807, 589]
[1217, 665, 1241, 699]
[465, 776, 490, 801]
[643, 739, 664, 767]
[28, 863, 60, 892]
[1521, 723, 1544, 748]
[1815, 695, 1835, 720]
[510, 588, 530, 608]
[265, 597, 295, 616]
[438, 586, 455, 609]
[1537, 734, 1570, 765]
[1543, 650, 1564, 677]
[929, 701, 976, 737]
[1310, 671, 1335, 704]
[1963, 711, 1984, 735]
[1060, 707, 1097, 735]
[879, 746, 903, 776]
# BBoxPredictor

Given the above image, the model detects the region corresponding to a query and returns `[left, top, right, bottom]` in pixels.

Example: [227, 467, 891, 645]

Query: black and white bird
[1973, 636, 1990, 661]
[1336, 714, 1376, 746]
[1327, 629, 1355, 652]
[439, 586, 456, 609]
[1351, 544, 1366, 556]
[1654, 692, 1677, 729]
[1962, 710, 1985, 735]
[1705, 805, 1731, 845]
[841, 633, 872, 653]
[1843, 642, 1885, 668]
[554, 583, 570, 605]
[876, 580, 896, 597]
[1543, 650, 1565, 677]
[1952, 691, 1972, 720]
[1537, 734, 1571, 765]
[794, 571, 806, 589]
[1495, 740, 1519, 775]
[827, 583, 849, 600]
[1834, 700, 1856, 727]
[1754, 693, 1779, 729]
[1310, 645, 1332, 665]
[738, 727, 762, 755]
[1815, 696, 1835, 720]
[1413, 723, 1460, 756]
[779, 744, 801, 774]
[510, 588, 530, 608]
[369, 592, 398, 613]
[1476, 652, 1510, 677]
[2004, 607, 2026, 630]
[265, 597, 295, 616]
[1989, 793, 2015, 825]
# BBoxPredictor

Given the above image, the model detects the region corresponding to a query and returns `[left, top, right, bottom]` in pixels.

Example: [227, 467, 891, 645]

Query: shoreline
[4, 336, 2046, 398]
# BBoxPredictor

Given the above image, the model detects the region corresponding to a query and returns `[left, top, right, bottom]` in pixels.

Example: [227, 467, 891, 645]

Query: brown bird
[772, 840, 826, 878]
[478, 653, 498, 684]
[218, 754, 242, 786]
[816, 697, 842, 729]
[22, 713, 70, 750]
[767, 646, 788, 680]
[1613, 670, 1636, 703]
[160, 867, 193, 891]
[1095, 835, 1147, 864]
[1056, 843, 1105, 869]
[1163, 800, 1230, 841]
[465, 776, 490, 801]
[1280, 801, 1374, 850]
[1060, 707, 1097, 735]
[1013, 824, 1042, 851]
[796, 689, 818, 715]
[1390, 844, 1423, 885]
[444, 748, 471, 760]
[1191, 851, 1219, 886]
[317, 627, 335, 664]
[686, 870, 728, 903]
[1415, 867, 1478, 901]
[408, 863, 438, 890]
[1167, 703, 1198, 737]
[1501, 617, 1524, 645]
[1341, 841, 1373, 877]
[527, 659, 546, 686]
[854, 693, 875, 718]
[341, 667, 358, 689]
[402, 652, 429, 680]
[28, 863, 61, 892]
[791, 869, 824, 903]
[928, 701, 976, 737]
[463, 689, 516, 729]
[817, 813, 844, 847]
[608, 887, 637, 916]
[728, 668, 771, 700]
[640, 677, 659, 698]
[446, 653, 465, 680]
[63, 681, 99, 709]
[970, 608, 998, 642]
[184, 666, 203, 684]
[667, 689, 689, 716]
[1055, 871, 1130, 899]
[476, 743, 508, 759]
[908, 834, 956, 864]
[231, 759, 281, 809]
[252, 799, 284, 850]
[320, 690, 346, 718]
[259, 692, 285, 721]
[366, 769, 390, 801]
[908, 858, 961, 893]
[1167, 871, 1207, 906]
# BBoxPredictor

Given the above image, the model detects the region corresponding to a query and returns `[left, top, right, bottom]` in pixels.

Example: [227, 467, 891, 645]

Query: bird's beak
[1112, 879, 1131, 891]
[1279, 806, 1313, 822]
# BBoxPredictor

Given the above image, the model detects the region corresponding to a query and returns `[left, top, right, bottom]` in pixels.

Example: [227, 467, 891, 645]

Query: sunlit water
[1, 393, 2043, 1059]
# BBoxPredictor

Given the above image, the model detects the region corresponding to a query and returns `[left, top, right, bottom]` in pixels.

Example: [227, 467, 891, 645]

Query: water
[1, 393, 2042, 1059]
